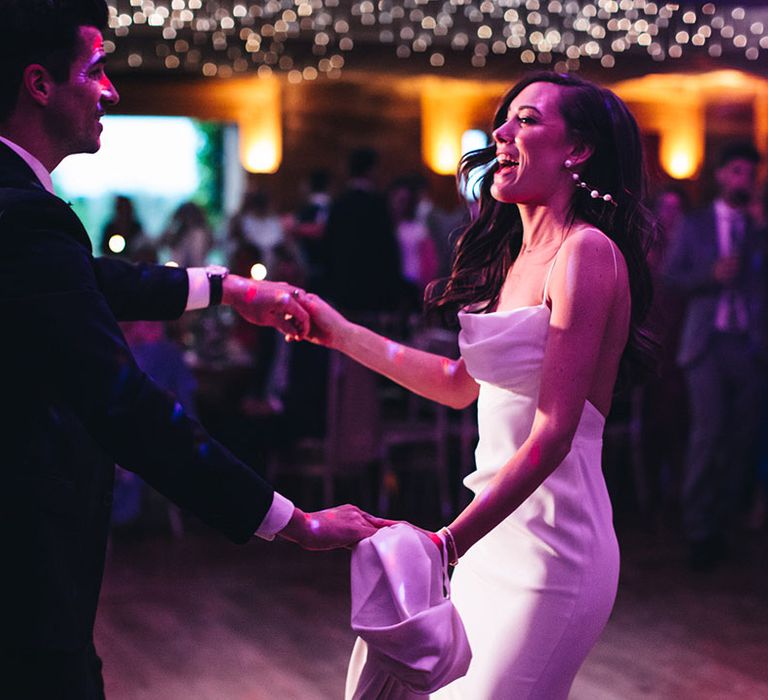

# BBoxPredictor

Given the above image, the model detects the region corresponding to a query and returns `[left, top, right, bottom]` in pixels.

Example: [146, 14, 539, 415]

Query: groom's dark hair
[0, 0, 109, 121]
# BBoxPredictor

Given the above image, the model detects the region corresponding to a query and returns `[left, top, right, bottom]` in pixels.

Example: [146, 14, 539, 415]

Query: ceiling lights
[105, 2, 768, 81]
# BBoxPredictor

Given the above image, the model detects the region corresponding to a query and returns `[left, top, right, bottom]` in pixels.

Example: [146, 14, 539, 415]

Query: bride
[302, 72, 656, 698]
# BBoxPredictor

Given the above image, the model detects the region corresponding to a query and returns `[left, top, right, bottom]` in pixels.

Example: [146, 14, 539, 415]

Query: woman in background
[161, 201, 213, 268]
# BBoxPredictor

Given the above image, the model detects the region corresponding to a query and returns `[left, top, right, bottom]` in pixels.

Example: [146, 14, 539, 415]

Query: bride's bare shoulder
[564, 225, 613, 250]
[561, 227, 623, 271]
[548, 228, 625, 305]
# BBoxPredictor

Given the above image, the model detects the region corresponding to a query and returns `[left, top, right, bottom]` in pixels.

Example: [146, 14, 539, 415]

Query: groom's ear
[23, 64, 57, 108]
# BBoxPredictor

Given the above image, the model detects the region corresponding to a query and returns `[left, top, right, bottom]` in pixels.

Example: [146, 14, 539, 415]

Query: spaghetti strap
[541, 248, 561, 303]
[608, 239, 618, 282]
[542, 229, 618, 303]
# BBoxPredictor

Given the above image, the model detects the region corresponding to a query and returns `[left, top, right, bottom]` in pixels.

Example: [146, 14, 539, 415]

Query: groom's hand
[223, 275, 309, 338]
[278, 505, 395, 550]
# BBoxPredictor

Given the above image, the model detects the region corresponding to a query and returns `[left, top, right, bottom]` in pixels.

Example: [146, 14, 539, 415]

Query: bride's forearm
[336, 322, 478, 409]
[447, 429, 572, 558]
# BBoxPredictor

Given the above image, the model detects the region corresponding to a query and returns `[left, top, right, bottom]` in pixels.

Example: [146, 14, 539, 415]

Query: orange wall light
[421, 95, 465, 174]
[609, 72, 768, 181]
[659, 111, 705, 180]
[238, 77, 282, 174]
[421, 79, 482, 175]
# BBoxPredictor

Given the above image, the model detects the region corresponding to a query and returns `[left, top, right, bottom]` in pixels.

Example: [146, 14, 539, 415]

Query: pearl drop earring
[563, 159, 617, 207]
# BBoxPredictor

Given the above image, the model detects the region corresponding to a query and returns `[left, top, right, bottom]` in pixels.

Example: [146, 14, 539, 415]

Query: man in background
[324, 148, 403, 313]
[664, 143, 767, 571]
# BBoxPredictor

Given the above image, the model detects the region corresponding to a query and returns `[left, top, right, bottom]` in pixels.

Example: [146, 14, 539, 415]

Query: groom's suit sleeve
[92, 254, 190, 321]
[4, 197, 274, 543]
[92, 257, 216, 319]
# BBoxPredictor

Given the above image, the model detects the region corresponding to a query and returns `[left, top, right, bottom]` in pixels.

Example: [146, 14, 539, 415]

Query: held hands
[278, 505, 396, 550]
[223, 277, 348, 347]
[223, 275, 310, 339]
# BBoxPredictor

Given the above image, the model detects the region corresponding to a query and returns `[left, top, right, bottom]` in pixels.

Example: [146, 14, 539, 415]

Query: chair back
[325, 351, 381, 469]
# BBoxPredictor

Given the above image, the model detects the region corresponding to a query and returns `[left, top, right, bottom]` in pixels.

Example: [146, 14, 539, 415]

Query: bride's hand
[301, 293, 350, 350]
[408, 524, 444, 553]
[382, 520, 445, 553]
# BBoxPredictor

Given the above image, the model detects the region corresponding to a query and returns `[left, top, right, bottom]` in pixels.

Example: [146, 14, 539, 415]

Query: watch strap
[205, 266, 229, 306]
[208, 273, 224, 306]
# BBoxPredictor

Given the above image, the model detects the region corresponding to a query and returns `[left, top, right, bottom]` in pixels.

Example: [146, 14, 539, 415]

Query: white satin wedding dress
[431, 252, 620, 699]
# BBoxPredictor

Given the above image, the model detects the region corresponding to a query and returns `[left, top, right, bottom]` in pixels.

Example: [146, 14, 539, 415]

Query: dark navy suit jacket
[663, 204, 767, 368]
[0, 142, 273, 654]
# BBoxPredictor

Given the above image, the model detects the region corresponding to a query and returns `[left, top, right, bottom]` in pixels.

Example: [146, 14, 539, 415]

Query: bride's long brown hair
[425, 72, 658, 389]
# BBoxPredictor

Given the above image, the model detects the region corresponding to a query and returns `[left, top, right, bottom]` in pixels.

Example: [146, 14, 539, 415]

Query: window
[52, 116, 214, 248]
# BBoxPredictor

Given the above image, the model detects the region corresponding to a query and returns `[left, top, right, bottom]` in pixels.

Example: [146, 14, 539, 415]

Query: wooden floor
[96, 524, 768, 700]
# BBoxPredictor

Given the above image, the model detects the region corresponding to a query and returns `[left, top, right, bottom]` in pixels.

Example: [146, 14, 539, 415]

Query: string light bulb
[104, 2, 767, 82]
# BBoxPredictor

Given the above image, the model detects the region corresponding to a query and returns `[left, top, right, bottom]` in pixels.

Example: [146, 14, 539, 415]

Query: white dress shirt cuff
[255, 492, 295, 541]
[186, 267, 211, 310]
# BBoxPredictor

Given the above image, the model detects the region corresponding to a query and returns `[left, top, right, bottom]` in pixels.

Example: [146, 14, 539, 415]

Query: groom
[0, 1, 385, 697]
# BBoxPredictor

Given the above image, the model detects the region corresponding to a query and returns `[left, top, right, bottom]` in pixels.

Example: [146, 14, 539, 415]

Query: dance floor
[96, 522, 768, 699]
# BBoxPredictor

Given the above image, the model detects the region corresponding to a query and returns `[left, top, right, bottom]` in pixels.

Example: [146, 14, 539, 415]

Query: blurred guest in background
[160, 200, 213, 268]
[389, 175, 438, 302]
[751, 183, 768, 531]
[324, 147, 403, 313]
[99, 194, 146, 259]
[640, 185, 691, 522]
[160, 201, 218, 360]
[228, 189, 285, 275]
[262, 243, 330, 441]
[648, 186, 687, 271]
[663, 143, 767, 570]
[748, 180, 768, 233]
[428, 205, 470, 281]
[124, 319, 198, 418]
[113, 319, 198, 529]
[289, 168, 332, 292]
[240, 242, 311, 419]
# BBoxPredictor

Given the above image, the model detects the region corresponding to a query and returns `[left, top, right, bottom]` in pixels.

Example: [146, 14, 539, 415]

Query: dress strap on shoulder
[608, 238, 618, 282]
[542, 248, 561, 303]
[542, 229, 619, 302]
[582, 227, 619, 282]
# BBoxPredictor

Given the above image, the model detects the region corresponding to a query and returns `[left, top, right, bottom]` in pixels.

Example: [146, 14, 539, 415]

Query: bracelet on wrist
[440, 526, 459, 567]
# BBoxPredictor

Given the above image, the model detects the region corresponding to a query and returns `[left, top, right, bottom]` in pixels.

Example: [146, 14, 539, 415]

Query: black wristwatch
[205, 265, 229, 306]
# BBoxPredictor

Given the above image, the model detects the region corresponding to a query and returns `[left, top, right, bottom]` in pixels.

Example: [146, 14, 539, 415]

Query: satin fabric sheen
[430, 302, 620, 699]
[345, 524, 471, 699]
